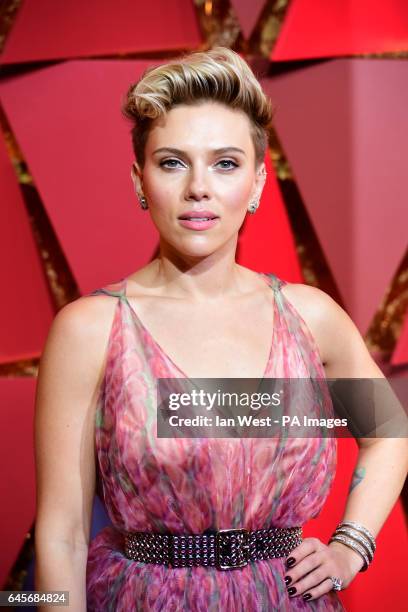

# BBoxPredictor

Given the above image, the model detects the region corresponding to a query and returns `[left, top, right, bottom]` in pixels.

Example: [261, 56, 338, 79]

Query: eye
[159, 158, 239, 170]
[159, 158, 183, 169]
[217, 159, 238, 170]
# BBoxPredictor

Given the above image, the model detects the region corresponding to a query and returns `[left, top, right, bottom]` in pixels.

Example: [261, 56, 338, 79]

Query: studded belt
[124, 526, 303, 570]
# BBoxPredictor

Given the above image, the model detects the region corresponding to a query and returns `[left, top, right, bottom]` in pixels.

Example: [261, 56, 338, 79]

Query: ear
[252, 161, 267, 200]
[130, 161, 144, 196]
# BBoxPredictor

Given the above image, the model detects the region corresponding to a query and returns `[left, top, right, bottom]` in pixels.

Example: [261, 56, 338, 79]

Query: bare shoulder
[50, 292, 119, 341]
[279, 281, 383, 377]
[39, 292, 120, 391]
[278, 281, 339, 365]
[279, 281, 337, 326]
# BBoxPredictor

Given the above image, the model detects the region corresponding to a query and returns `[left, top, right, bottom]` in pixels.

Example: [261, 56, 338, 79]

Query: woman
[34, 47, 408, 611]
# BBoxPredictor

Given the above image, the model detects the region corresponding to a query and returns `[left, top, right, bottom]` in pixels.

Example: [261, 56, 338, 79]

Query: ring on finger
[330, 576, 343, 591]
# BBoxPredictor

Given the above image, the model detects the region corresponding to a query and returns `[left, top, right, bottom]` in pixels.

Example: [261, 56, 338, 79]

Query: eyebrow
[152, 146, 246, 156]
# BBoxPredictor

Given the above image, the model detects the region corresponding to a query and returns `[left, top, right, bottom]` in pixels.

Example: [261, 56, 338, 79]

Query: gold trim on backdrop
[243, 0, 290, 58]
[1, 0, 407, 592]
[366, 251, 408, 359]
[0, 0, 21, 53]
[0, 105, 32, 183]
[2, 527, 34, 592]
[194, 0, 241, 50]
[269, 124, 408, 357]
[356, 51, 408, 59]
[0, 109, 80, 374]
[268, 131, 344, 305]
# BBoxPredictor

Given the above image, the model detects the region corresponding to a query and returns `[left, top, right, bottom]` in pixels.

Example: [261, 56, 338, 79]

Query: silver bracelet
[333, 527, 374, 562]
[329, 534, 370, 571]
[337, 521, 376, 552]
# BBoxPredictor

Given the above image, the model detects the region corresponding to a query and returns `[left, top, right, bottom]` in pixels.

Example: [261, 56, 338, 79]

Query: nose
[184, 164, 211, 201]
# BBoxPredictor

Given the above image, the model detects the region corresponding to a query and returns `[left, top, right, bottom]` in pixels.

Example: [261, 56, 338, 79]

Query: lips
[178, 210, 218, 220]
[179, 216, 218, 232]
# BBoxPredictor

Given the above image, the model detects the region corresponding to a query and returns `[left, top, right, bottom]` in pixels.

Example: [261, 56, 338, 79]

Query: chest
[127, 293, 277, 379]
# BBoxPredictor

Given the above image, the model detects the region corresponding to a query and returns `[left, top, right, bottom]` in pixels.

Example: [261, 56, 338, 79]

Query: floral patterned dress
[86, 272, 344, 611]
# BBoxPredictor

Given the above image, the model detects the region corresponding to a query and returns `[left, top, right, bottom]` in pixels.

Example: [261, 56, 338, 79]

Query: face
[131, 100, 266, 259]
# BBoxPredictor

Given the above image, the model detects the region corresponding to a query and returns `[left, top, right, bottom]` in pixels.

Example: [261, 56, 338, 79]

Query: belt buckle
[216, 528, 249, 570]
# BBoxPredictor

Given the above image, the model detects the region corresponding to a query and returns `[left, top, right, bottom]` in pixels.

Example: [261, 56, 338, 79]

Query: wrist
[328, 540, 365, 573]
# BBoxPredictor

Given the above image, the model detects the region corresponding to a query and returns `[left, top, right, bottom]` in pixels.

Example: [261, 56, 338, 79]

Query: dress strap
[88, 277, 127, 298]
[265, 272, 287, 293]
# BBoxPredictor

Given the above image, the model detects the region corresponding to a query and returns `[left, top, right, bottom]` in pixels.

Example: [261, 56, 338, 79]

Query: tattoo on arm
[349, 466, 366, 493]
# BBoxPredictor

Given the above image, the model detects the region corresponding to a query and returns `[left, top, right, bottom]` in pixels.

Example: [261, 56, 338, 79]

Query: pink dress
[86, 272, 344, 611]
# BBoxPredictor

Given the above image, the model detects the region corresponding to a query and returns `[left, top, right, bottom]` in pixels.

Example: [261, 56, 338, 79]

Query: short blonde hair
[122, 46, 274, 170]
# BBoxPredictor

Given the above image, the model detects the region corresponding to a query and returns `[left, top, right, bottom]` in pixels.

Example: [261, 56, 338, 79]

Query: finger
[300, 578, 335, 602]
[284, 551, 324, 588]
[286, 564, 330, 598]
[285, 537, 324, 568]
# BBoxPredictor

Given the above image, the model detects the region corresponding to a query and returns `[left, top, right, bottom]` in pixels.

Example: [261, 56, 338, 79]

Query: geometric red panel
[272, 0, 408, 61]
[230, 0, 267, 40]
[392, 311, 408, 366]
[1, 0, 202, 65]
[0, 60, 164, 295]
[238, 151, 303, 283]
[261, 60, 408, 334]
[0, 132, 54, 363]
[0, 378, 37, 587]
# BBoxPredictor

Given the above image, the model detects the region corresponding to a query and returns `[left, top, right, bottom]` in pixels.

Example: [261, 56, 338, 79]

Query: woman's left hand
[283, 537, 365, 601]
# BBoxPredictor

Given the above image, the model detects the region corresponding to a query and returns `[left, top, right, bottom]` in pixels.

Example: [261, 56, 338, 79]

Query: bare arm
[277, 284, 408, 601]
[34, 295, 116, 611]
[318, 290, 408, 560]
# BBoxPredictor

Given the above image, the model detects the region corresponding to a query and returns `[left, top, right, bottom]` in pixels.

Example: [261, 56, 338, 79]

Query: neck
[150, 237, 248, 301]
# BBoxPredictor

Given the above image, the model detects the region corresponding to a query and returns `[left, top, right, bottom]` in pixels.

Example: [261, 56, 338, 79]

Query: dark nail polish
[284, 575, 292, 585]
[286, 557, 296, 567]
[287, 587, 297, 596]
[303, 593, 312, 601]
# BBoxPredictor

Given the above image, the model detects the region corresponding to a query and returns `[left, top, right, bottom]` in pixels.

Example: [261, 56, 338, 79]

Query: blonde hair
[121, 46, 274, 170]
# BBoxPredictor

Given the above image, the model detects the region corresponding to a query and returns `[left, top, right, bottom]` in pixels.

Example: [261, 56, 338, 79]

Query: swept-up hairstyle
[121, 46, 274, 170]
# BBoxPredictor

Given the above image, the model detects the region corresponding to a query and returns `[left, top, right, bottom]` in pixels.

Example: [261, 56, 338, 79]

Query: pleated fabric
[86, 272, 344, 611]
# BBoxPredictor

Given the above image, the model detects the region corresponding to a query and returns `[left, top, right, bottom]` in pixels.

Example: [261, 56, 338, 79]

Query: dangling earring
[247, 170, 267, 213]
[138, 195, 148, 210]
[247, 199, 260, 214]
